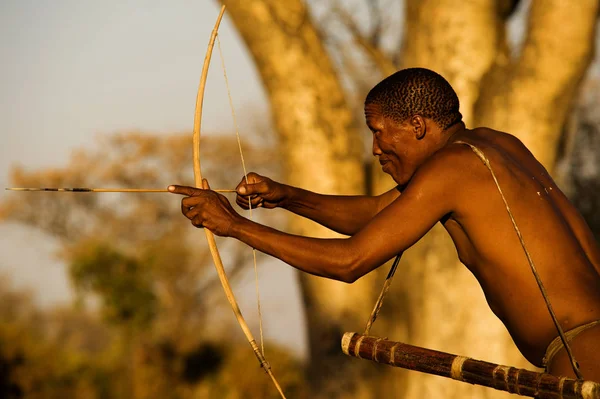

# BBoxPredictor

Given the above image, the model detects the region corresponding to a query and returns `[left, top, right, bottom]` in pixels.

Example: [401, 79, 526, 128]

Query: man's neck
[427, 122, 467, 155]
[442, 122, 468, 148]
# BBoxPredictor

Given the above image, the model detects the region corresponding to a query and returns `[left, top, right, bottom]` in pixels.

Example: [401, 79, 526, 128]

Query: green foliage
[70, 242, 156, 329]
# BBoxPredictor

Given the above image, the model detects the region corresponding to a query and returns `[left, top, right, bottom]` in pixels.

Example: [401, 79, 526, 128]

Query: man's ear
[411, 115, 426, 139]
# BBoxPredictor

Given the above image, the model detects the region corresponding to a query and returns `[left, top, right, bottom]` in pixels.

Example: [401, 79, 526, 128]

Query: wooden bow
[192, 6, 286, 397]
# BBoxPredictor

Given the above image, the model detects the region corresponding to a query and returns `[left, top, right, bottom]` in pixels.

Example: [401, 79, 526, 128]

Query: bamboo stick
[5, 188, 236, 193]
[341, 332, 600, 399]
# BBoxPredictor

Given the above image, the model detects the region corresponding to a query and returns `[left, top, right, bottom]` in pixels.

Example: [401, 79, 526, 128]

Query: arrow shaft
[5, 188, 236, 193]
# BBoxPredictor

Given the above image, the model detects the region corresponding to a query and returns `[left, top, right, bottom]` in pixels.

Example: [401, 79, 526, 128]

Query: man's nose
[372, 137, 382, 156]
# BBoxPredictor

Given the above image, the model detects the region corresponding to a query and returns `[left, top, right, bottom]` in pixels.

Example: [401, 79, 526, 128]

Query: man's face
[365, 103, 423, 185]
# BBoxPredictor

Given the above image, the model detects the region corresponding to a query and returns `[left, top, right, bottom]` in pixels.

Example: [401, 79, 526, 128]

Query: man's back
[440, 127, 600, 378]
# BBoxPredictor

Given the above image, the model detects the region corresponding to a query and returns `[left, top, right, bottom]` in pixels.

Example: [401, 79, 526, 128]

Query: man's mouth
[379, 159, 390, 173]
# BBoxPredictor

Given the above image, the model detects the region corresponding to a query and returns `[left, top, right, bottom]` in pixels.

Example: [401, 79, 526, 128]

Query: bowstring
[216, 33, 265, 356]
[363, 253, 402, 336]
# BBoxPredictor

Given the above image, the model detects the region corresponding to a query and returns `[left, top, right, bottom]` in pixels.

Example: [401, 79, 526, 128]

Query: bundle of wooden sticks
[342, 332, 600, 399]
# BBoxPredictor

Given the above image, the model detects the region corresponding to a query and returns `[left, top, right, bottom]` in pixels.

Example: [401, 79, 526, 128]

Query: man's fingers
[235, 196, 248, 209]
[170, 181, 213, 197]
[182, 196, 199, 207]
[235, 179, 247, 195]
[237, 180, 269, 196]
[237, 172, 263, 193]
[182, 201, 191, 217]
[181, 194, 207, 218]
[235, 196, 251, 209]
[182, 200, 200, 219]
[236, 194, 262, 209]
[192, 216, 204, 228]
[169, 185, 202, 196]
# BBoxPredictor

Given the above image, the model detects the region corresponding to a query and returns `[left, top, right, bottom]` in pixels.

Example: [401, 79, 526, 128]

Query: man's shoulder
[411, 134, 507, 194]
[419, 129, 544, 196]
[419, 140, 484, 177]
[427, 128, 528, 171]
[404, 145, 478, 202]
[397, 143, 482, 215]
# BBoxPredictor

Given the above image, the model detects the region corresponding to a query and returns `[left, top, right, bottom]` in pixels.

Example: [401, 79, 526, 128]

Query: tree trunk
[368, 1, 599, 398]
[474, 0, 599, 169]
[383, 2, 525, 398]
[221, 1, 382, 397]
[223, 0, 599, 397]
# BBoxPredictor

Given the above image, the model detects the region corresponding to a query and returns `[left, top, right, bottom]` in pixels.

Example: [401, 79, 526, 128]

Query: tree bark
[221, 1, 383, 397]
[474, 0, 599, 169]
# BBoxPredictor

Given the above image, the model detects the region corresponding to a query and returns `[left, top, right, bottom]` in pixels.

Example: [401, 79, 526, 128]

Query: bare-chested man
[170, 68, 600, 381]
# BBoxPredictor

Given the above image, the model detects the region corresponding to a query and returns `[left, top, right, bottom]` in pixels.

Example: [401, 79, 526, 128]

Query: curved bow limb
[192, 6, 286, 398]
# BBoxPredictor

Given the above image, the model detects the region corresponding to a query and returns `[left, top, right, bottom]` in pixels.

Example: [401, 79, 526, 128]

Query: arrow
[5, 187, 236, 193]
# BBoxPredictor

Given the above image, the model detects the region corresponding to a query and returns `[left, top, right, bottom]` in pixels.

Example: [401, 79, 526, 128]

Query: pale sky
[0, 0, 307, 355]
[0, 0, 267, 182]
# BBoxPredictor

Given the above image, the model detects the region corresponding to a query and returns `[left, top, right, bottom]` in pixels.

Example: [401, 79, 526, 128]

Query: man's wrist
[229, 214, 250, 240]
[278, 184, 295, 209]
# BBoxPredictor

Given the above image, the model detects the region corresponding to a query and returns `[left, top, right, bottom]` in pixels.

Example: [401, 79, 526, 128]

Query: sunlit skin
[170, 104, 600, 380]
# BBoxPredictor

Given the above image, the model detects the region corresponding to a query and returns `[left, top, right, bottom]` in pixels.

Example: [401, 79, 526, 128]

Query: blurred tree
[0, 275, 117, 399]
[221, 1, 387, 397]
[557, 80, 600, 240]
[69, 242, 157, 398]
[70, 243, 157, 329]
[0, 273, 308, 399]
[0, 131, 307, 398]
[222, 0, 599, 398]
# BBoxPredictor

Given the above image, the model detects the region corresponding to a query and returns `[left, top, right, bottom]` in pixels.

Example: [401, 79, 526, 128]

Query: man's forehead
[365, 103, 395, 128]
[364, 103, 382, 116]
[364, 104, 384, 124]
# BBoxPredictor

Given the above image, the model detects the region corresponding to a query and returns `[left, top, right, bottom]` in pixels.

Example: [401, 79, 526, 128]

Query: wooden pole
[342, 332, 600, 399]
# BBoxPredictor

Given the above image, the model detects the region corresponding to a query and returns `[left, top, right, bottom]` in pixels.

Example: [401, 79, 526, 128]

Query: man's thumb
[239, 181, 266, 196]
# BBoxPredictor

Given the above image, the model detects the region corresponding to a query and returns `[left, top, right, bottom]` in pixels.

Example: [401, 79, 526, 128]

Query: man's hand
[235, 172, 288, 209]
[169, 179, 241, 237]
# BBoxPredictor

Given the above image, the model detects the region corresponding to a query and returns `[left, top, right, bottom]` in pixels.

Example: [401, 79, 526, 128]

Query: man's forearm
[279, 185, 382, 235]
[230, 215, 363, 282]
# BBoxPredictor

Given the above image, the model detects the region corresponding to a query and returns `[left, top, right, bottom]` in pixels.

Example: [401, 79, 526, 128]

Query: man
[169, 68, 600, 381]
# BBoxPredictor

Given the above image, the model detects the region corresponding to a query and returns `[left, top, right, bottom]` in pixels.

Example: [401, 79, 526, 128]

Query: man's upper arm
[349, 150, 463, 275]
[376, 185, 402, 213]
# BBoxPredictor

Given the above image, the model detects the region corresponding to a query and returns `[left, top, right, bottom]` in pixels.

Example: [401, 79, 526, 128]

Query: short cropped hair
[365, 68, 462, 130]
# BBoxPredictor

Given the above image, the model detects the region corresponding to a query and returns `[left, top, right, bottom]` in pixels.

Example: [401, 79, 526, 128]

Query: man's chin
[382, 168, 396, 181]
[382, 166, 408, 185]
[391, 174, 409, 186]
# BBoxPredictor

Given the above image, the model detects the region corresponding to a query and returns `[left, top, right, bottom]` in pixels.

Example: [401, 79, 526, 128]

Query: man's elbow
[339, 258, 369, 284]
[338, 272, 358, 284]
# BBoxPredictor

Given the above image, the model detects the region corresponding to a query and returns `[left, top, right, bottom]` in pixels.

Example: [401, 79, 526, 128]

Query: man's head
[364, 68, 463, 184]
